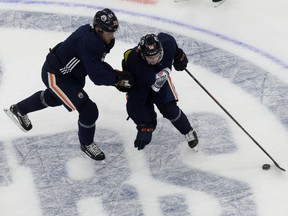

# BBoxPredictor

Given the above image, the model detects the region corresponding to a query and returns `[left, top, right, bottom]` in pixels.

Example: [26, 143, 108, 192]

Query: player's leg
[6, 89, 59, 132]
[77, 99, 105, 161]
[5, 62, 68, 132]
[45, 72, 105, 161]
[155, 79, 198, 149]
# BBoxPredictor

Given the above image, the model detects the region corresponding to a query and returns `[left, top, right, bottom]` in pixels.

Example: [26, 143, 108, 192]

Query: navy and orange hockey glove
[173, 48, 188, 71]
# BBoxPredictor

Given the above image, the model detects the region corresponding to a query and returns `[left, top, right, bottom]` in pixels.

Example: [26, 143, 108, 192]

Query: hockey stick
[185, 68, 286, 171]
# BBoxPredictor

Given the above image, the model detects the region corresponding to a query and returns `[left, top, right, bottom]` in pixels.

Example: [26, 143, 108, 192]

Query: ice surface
[0, 0, 287, 216]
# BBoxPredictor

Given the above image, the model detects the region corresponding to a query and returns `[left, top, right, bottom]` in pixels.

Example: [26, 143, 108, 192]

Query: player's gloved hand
[151, 68, 171, 92]
[134, 125, 154, 150]
[114, 70, 135, 92]
[173, 48, 188, 71]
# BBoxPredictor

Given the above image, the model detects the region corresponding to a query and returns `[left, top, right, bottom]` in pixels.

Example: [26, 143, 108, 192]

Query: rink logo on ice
[1, 114, 256, 216]
[0, 143, 12, 186]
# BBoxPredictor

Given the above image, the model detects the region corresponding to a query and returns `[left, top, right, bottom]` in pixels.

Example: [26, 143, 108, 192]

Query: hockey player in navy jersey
[122, 33, 198, 151]
[4, 8, 134, 161]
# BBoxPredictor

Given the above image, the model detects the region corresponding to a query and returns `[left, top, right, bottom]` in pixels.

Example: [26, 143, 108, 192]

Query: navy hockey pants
[127, 78, 192, 134]
[16, 61, 98, 146]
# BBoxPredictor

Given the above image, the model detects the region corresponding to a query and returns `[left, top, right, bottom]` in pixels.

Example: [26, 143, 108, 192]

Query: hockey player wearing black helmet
[138, 34, 164, 65]
[93, 8, 119, 46]
[122, 33, 198, 151]
[93, 8, 119, 32]
[4, 8, 134, 162]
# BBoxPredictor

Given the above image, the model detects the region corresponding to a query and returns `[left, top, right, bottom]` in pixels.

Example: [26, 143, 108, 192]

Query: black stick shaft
[185, 69, 285, 171]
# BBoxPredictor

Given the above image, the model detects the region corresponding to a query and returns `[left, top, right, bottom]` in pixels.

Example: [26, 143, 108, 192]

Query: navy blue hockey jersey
[46, 24, 116, 87]
[124, 32, 180, 125]
[125, 32, 179, 89]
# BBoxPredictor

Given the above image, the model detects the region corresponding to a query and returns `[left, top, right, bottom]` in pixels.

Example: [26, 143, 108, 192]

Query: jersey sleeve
[80, 33, 116, 86]
[158, 32, 178, 69]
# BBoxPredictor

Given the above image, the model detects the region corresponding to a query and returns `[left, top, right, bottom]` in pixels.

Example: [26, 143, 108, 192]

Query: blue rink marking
[1, 0, 288, 68]
[13, 130, 144, 216]
[1, 9, 287, 128]
[11, 119, 256, 216]
[0, 142, 12, 186]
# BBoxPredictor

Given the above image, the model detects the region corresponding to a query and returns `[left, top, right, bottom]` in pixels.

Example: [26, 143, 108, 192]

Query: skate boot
[4, 104, 32, 132]
[81, 142, 105, 161]
[212, 0, 226, 7]
[185, 129, 198, 151]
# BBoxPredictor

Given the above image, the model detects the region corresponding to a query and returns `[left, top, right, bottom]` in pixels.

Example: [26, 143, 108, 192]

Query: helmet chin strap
[158, 50, 164, 63]
[144, 50, 164, 65]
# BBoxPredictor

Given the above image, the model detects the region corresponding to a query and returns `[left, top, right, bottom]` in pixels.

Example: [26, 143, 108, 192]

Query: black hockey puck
[262, 164, 271, 170]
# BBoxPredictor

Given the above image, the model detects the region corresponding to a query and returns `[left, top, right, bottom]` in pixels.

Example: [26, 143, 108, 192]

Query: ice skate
[185, 129, 198, 151]
[213, 0, 226, 8]
[4, 104, 32, 132]
[81, 142, 105, 162]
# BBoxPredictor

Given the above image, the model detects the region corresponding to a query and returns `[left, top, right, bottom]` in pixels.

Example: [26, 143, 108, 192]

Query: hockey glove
[114, 70, 135, 92]
[173, 48, 188, 71]
[134, 125, 154, 150]
[151, 68, 171, 92]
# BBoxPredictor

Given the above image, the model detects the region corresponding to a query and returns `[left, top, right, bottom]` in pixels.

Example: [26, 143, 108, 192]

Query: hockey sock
[16, 91, 48, 115]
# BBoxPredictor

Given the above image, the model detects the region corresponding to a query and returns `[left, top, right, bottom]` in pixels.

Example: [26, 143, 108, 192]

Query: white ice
[0, 0, 287, 216]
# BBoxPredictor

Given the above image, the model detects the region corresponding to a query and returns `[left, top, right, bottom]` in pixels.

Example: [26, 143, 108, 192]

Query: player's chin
[104, 39, 113, 45]
[148, 61, 157, 65]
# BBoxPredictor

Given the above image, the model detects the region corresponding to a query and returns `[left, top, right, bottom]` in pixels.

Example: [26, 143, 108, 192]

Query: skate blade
[82, 152, 106, 164]
[3, 108, 28, 132]
[93, 159, 106, 165]
[214, 0, 226, 8]
[192, 146, 198, 152]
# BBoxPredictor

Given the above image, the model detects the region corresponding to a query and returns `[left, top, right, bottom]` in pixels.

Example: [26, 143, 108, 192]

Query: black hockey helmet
[93, 8, 119, 32]
[138, 34, 163, 57]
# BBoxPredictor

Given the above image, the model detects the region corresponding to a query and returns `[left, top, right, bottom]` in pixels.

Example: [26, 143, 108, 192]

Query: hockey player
[122, 33, 198, 151]
[4, 8, 134, 161]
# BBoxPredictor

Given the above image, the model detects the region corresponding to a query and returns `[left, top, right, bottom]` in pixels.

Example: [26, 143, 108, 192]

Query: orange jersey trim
[167, 76, 178, 101]
[48, 72, 76, 111]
